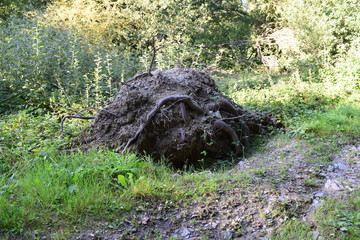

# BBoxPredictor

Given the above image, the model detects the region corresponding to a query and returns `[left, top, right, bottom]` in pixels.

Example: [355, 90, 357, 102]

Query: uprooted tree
[76, 68, 281, 167]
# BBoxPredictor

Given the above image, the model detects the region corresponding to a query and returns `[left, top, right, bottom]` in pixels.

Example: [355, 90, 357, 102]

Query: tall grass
[0, 16, 142, 113]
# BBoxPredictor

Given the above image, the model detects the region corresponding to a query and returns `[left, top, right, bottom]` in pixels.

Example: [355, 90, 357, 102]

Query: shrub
[0, 16, 141, 112]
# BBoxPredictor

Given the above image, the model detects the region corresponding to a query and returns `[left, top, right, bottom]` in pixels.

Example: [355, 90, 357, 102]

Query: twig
[147, 36, 160, 75]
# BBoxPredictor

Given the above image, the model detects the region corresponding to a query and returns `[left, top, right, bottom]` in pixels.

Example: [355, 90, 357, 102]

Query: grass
[1, 65, 359, 238]
[270, 191, 360, 240]
[271, 219, 313, 240]
[303, 104, 360, 137]
[314, 190, 360, 239]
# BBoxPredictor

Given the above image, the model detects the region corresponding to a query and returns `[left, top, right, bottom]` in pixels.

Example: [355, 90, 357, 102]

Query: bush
[0, 16, 141, 112]
[44, 0, 254, 70]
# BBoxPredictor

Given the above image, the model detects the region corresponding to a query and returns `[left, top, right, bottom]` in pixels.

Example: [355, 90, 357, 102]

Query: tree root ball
[78, 68, 281, 167]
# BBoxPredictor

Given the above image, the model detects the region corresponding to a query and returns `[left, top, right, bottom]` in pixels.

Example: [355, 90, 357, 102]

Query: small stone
[264, 208, 272, 215]
[334, 162, 348, 170]
[312, 230, 320, 240]
[324, 179, 345, 193]
[314, 192, 325, 198]
[181, 227, 190, 237]
[312, 199, 321, 207]
[327, 165, 334, 172]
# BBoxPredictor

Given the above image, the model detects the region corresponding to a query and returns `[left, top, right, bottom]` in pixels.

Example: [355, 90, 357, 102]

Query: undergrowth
[0, 110, 250, 234]
[0, 0, 359, 238]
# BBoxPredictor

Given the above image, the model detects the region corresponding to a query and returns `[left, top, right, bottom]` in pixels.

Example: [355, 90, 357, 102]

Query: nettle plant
[0, 16, 140, 112]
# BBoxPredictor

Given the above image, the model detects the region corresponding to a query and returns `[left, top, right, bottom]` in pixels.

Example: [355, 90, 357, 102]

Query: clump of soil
[79, 68, 280, 167]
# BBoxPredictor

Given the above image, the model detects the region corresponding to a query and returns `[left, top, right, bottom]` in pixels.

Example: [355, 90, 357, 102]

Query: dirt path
[67, 137, 359, 240]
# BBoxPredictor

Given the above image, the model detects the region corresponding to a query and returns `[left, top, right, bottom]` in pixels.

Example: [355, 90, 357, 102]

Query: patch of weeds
[303, 105, 360, 137]
[181, 171, 219, 198]
[304, 137, 339, 166]
[0, 150, 176, 233]
[304, 178, 319, 187]
[271, 218, 313, 240]
[252, 167, 268, 177]
[313, 190, 360, 239]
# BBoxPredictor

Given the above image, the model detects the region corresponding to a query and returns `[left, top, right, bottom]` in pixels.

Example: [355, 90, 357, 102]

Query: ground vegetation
[0, 0, 359, 239]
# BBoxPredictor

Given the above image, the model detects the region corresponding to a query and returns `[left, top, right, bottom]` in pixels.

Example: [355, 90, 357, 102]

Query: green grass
[303, 104, 360, 136]
[271, 191, 360, 240]
[0, 150, 145, 231]
[314, 190, 360, 240]
[218, 69, 359, 139]
[271, 219, 313, 240]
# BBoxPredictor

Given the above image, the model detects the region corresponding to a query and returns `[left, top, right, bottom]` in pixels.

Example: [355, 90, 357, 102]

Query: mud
[79, 68, 279, 167]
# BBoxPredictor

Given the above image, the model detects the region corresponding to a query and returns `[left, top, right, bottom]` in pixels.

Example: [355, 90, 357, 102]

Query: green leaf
[68, 184, 78, 194]
[117, 174, 128, 188]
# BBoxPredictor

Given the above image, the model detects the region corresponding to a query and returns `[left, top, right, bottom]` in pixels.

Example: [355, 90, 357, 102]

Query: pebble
[334, 162, 348, 170]
[314, 192, 324, 198]
[181, 227, 190, 238]
[327, 165, 334, 172]
[312, 199, 321, 207]
[324, 179, 345, 193]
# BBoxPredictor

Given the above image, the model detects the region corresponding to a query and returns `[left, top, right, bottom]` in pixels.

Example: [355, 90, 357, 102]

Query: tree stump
[78, 68, 280, 167]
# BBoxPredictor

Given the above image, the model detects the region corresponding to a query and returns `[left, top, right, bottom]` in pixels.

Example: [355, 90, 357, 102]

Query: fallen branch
[60, 115, 95, 134]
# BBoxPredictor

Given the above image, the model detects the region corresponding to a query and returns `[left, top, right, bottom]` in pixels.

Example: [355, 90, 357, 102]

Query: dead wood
[212, 120, 241, 156]
[123, 95, 204, 153]
[76, 68, 280, 167]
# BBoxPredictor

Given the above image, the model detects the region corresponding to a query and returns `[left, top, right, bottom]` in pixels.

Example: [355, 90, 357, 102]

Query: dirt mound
[79, 68, 280, 167]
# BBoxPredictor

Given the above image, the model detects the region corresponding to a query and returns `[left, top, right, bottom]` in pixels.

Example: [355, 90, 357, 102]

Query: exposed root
[122, 95, 204, 153]
[77, 68, 280, 166]
[240, 123, 251, 147]
[207, 98, 239, 116]
[212, 120, 241, 156]
[179, 102, 188, 124]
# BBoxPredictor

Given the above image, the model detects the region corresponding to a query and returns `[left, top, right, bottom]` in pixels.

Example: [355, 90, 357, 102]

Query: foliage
[0, 16, 141, 112]
[248, 0, 360, 73]
[44, 0, 254, 70]
[220, 64, 359, 137]
[0, 0, 50, 22]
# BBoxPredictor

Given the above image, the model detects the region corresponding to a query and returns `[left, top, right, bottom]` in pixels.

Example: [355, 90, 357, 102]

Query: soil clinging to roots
[79, 68, 280, 167]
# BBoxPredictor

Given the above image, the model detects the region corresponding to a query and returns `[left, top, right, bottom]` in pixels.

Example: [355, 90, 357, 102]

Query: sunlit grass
[304, 105, 360, 136]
